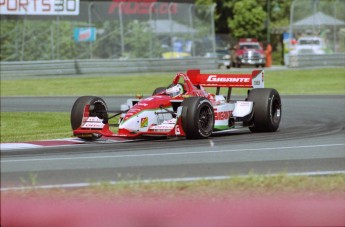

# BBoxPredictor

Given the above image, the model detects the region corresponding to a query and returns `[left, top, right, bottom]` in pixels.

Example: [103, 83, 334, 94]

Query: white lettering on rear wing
[186, 69, 264, 88]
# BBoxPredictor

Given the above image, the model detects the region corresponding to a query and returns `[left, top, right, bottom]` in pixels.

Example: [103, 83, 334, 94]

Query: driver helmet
[166, 84, 184, 97]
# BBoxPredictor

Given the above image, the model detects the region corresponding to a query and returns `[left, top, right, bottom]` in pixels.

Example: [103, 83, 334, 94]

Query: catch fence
[286, 0, 345, 66]
[0, 2, 216, 61]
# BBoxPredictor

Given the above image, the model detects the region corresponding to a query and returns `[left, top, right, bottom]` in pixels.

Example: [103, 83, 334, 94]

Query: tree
[124, 20, 162, 58]
[228, 0, 266, 39]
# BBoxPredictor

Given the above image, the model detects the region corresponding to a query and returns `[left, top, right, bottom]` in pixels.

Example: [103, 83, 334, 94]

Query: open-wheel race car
[71, 69, 282, 140]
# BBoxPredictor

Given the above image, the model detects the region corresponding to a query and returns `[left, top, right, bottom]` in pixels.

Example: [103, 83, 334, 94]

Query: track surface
[1, 95, 345, 189]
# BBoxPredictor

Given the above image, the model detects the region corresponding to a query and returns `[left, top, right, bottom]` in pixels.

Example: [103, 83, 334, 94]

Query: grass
[87, 174, 345, 198]
[263, 68, 345, 95]
[1, 112, 71, 143]
[1, 68, 344, 96]
[4, 174, 345, 198]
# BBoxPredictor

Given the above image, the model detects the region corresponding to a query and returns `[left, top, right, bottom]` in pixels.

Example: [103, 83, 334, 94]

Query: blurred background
[1, 0, 344, 70]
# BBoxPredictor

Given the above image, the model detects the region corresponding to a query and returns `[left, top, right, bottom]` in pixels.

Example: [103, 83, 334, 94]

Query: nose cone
[119, 95, 173, 132]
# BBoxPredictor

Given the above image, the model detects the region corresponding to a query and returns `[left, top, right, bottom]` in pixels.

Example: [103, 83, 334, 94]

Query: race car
[71, 69, 282, 140]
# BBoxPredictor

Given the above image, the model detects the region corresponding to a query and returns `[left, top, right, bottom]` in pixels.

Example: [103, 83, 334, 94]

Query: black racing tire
[181, 97, 214, 139]
[152, 87, 167, 95]
[247, 88, 282, 132]
[70, 96, 108, 140]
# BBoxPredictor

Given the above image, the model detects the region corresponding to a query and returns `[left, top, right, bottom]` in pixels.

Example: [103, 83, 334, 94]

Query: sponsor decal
[151, 125, 173, 130]
[175, 125, 180, 135]
[81, 117, 104, 128]
[0, 0, 79, 15]
[108, 0, 177, 15]
[207, 75, 251, 83]
[140, 117, 148, 128]
[82, 123, 104, 128]
[215, 111, 231, 121]
[86, 117, 103, 122]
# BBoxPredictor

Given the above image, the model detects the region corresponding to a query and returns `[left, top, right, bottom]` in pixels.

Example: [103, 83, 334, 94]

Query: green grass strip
[1, 68, 344, 96]
[1, 112, 71, 143]
[4, 174, 345, 197]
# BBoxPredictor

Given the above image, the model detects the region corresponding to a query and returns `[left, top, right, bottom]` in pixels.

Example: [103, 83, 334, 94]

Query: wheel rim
[271, 98, 281, 124]
[90, 102, 107, 119]
[198, 105, 214, 131]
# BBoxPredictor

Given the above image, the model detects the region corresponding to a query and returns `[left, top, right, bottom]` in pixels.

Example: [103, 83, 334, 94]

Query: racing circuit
[1, 94, 345, 189]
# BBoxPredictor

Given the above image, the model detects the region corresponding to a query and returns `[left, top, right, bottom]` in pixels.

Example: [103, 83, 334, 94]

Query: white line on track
[2, 170, 345, 192]
[2, 143, 345, 163]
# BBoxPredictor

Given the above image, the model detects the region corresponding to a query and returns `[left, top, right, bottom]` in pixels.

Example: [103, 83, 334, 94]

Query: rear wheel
[181, 97, 214, 139]
[71, 96, 108, 140]
[247, 88, 282, 132]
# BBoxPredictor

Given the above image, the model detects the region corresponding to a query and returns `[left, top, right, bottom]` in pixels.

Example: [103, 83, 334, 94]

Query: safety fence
[0, 2, 216, 62]
[286, 0, 345, 54]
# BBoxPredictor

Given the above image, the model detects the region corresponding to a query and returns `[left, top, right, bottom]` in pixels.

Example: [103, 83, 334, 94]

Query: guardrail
[288, 53, 345, 68]
[0, 58, 218, 76]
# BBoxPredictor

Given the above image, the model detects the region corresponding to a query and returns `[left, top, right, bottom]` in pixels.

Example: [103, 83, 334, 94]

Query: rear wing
[186, 69, 264, 89]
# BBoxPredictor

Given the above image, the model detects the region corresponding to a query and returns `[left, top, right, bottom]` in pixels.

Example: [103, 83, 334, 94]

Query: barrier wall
[0, 58, 218, 76]
[288, 54, 345, 68]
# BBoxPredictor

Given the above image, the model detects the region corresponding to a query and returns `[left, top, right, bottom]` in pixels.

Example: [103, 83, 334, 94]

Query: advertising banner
[0, 0, 80, 15]
[74, 27, 96, 42]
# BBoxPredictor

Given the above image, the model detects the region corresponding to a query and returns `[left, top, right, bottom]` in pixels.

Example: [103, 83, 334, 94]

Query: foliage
[93, 21, 122, 59]
[196, 0, 294, 38]
[0, 19, 163, 60]
[0, 19, 78, 61]
[228, 0, 266, 39]
[0, 20, 19, 61]
[124, 20, 163, 58]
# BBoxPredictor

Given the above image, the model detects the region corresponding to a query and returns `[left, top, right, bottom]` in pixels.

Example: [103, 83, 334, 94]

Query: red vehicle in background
[233, 38, 266, 68]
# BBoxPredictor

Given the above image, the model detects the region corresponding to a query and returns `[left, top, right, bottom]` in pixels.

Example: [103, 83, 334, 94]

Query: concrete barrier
[288, 54, 345, 68]
[0, 58, 218, 76]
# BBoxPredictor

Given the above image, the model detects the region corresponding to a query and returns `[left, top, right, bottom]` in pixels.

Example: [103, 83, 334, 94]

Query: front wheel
[247, 88, 282, 132]
[71, 96, 108, 140]
[181, 97, 214, 139]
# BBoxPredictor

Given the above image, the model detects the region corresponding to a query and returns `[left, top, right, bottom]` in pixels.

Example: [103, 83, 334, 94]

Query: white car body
[290, 37, 326, 55]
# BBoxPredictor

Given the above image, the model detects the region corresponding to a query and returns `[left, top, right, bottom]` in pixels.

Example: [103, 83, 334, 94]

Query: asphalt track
[1, 95, 345, 190]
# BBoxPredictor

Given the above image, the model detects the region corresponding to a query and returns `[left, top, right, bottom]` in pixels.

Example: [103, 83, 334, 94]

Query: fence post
[51, 22, 54, 60]
[119, 2, 125, 57]
[88, 2, 94, 59]
[211, 4, 217, 54]
[149, 2, 156, 58]
[20, 16, 27, 61]
[15, 20, 19, 61]
[169, 3, 174, 49]
[57, 16, 60, 60]
[189, 4, 195, 56]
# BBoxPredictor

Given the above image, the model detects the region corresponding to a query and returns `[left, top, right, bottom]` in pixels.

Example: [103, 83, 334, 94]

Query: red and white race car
[71, 69, 281, 140]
